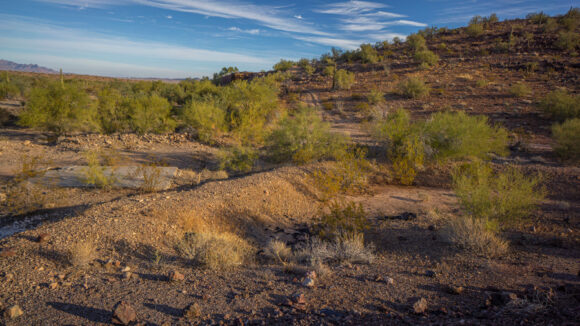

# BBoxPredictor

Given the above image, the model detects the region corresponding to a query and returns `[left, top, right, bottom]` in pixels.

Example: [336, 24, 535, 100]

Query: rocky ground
[1, 17, 580, 326]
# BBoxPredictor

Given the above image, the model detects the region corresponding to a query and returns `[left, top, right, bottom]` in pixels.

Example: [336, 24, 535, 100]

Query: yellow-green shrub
[509, 83, 532, 98]
[267, 106, 347, 164]
[552, 118, 580, 161]
[397, 77, 430, 99]
[218, 145, 258, 173]
[407, 34, 426, 52]
[181, 100, 226, 143]
[319, 201, 369, 240]
[452, 161, 546, 223]
[97, 87, 130, 134]
[333, 69, 355, 90]
[539, 89, 580, 121]
[414, 50, 439, 68]
[19, 82, 98, 135]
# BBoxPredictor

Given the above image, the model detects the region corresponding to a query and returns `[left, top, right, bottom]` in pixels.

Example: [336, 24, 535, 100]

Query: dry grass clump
[442, 216, 508, 257]
[295, 235, 375, 265]
[176, 232, 253, 270]
[68, 240, 96, 267]
[263, 240, 292, 264]
[172, 209, 254, 270]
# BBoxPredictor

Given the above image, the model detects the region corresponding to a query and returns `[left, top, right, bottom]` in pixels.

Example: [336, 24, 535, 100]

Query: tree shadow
[142, 302, 183, 317]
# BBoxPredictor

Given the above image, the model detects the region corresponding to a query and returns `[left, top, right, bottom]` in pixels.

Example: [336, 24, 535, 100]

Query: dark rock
[487, 291, 517, 306]
[425, 270, 436, 278]
[112, 301, 137, 325]
[428, 225, 435, 231]
[447, 285, 464, 295]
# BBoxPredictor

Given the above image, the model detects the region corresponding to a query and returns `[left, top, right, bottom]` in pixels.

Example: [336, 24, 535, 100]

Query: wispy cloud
[228, 26, 260, 35]
[0, 14, 273, 77]
[292, 35, 363, 50]
[315, 1, 387, 15]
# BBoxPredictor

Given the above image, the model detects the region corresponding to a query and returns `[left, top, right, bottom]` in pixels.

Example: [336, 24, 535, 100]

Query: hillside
[0, 11, 579, 325]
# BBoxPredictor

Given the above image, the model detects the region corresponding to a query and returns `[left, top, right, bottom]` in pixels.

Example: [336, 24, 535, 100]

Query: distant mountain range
[0, 59, 58, 74]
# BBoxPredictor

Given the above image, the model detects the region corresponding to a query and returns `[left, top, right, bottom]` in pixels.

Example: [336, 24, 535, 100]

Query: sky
[0, 0, 576, 78]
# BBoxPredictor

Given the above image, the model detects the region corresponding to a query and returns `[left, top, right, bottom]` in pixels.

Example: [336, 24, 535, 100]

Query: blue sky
[0, 0, 576, 78]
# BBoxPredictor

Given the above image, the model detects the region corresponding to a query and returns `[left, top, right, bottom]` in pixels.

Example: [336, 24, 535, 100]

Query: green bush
[97, 87, 130, 133]
[559, 8, 580, 31]
[465, 17, 483, 37]
[397, 77, 430, 99]
[407, 34, 426, 52]
[298, 58, 315, 75]
[267, 106, 347, 164]
[453, 161, 546, 223]
[367, 89, 385, 105]
[333, 69, 355, 90]
[218, 145, 258, 173]
[539, 89, 580, 121]
[129, 94, 176, 134]
[19, 82, 98, 135]
[372, 108, 424, 184]
[319, 201, 369, 240]
[273, 59, 294, 72]
[181, 100, 226, 143]
[527, 12, 550, 25]
[413, 50, 439, 68]
[423, 111, 509, 162]
[552, 118, 580, 161]
[359, 43, 379, 64]
[509, 83, 532, 98]
[0, 81, 20, 100]
[323, 65, 335, 77]
[213, 66, 239, 81]
[555, 31, 580, 51]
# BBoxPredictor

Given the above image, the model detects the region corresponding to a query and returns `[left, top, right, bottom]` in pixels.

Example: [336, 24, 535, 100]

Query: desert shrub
[509, 83, 532, 98]
[466, 19, 484, 37]
[527, 12, 550, 25]
[295, 235, 374, 265]
[484, 13, 499, 24]
[311, 146, 375, 200]
[19, 82, 98, 135]
[212, 66, 239, 81]
[367, 89, 385, 105]
[273, 59, 294, 72]
[476, 79, 489, 87]
[372, 108, 424, 184]
[397, 77, 430, 99]
[267, 106, 347, 164]
[552, 118, 580, 161]
[97, 87, 130, 133]
[181, 100, 226, 143]
[442, 216, 508, 257]
[82, 150, 117, 189]
[218, 145, 258, 173]
[539, 89, 580, 121]
[132, 161, 166, 193]
[424, 111, 509, 162]
[543, 18, 559, 33]
[323, 65, 335, 77]
[128, 94, 175, 134]
[176, 231, 253, 270]
[222, 77, 280, 144]
[68, 240, 96, 267]
[359, 43, 379, 63]
[333, 69, 355, 90]
[407, 34, 426, 52]
[0, 81, 20, 100]
[559, 8, 580, 31]
[298, 58, 315, 75]
[414, 50, 439, 68]
[263, 240, 292, 264]
[555, 31, 580, 51]
[452, 161, 546, 223]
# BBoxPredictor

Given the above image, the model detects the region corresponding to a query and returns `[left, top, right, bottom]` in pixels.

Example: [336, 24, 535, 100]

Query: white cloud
[166, 15, 172, 19]
[228, 26, 260, 35]
[315, 1, 386, 15]
[291, 35, 362, 50]
[294, 15, 303, 19]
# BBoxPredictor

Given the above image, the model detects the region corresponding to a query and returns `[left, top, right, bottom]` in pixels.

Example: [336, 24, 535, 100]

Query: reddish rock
[0, 248, 16, 258]
[412, 298, 428, 314]
[37, 233, 50, 243]
[168, 270, 185, 282]
[112, 301, 137, 325]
